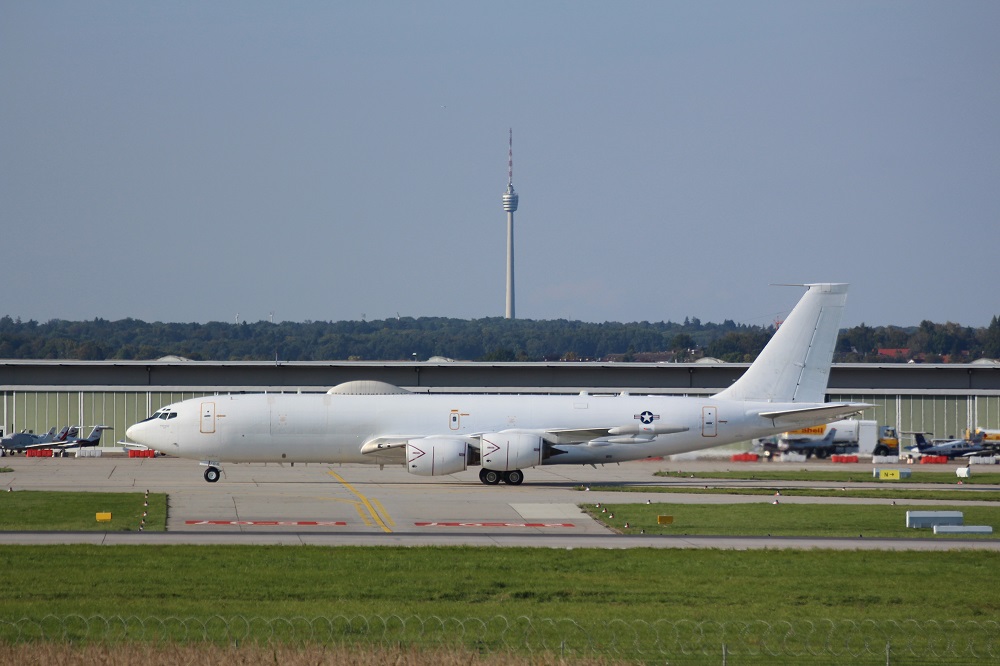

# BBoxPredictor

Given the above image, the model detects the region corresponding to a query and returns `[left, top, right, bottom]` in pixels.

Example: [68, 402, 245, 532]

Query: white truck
[758, 420, 899, 459]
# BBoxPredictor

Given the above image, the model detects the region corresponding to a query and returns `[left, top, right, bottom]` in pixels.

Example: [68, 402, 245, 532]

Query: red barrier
[730, 453, 759, 462]
[831, 455, 859, 463]
[920, 455, 948, 464]
[26, 449, 58, 457]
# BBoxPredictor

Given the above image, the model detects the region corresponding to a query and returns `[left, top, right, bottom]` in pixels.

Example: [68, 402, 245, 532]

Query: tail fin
[912, 433, 931, 450]
[713, 283, 847, 403]
[80, 425, 110, 445]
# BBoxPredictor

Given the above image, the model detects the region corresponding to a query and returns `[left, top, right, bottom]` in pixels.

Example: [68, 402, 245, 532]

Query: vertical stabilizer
[713, 283, 847, 403]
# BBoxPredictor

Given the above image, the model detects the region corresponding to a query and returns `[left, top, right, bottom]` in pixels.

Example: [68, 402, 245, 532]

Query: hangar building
[2, 359, 999, 449]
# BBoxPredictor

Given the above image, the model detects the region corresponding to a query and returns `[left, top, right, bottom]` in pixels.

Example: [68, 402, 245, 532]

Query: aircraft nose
[125, 423, 140, 441]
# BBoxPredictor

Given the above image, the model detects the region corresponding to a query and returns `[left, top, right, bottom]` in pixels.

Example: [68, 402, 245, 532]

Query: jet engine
[479, 432, 543, 471]
[405, 437, 469, 476]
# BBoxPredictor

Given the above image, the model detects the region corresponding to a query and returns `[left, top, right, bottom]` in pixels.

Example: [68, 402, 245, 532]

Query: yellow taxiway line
[327, 470, 393, 533]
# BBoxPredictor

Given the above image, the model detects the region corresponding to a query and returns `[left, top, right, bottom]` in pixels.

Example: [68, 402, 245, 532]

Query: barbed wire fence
[1, 615, 998, 663]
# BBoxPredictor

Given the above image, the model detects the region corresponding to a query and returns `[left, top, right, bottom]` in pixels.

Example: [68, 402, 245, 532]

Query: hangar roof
[1, 359, 998, 395]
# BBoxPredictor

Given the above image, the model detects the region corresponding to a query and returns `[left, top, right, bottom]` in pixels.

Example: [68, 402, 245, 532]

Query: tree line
[1, 314, 999, 364]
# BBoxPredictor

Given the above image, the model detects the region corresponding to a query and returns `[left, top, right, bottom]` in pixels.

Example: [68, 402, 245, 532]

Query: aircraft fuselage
[128, 391, 801, 467]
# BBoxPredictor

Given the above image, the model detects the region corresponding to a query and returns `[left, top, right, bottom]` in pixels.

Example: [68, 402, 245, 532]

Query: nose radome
[125, 424, 138, 440]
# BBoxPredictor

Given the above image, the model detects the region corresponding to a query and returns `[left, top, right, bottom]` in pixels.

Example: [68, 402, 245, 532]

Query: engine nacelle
[406, 437, 469, 476]
[479, 432, 543, 471]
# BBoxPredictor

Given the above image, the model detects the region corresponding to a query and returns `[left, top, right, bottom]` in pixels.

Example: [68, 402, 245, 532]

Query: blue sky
[3, 2, 998, 328]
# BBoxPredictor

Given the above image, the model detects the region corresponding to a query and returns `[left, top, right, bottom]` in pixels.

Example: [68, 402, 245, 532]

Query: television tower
[502, 128, 519, 319]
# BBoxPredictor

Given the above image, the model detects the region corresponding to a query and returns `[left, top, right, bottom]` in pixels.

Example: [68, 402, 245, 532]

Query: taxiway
[1, 456, 997, 550]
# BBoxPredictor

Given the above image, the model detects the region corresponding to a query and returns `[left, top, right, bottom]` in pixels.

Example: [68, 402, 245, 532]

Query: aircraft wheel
[502, 470, 524, 485]
[479, 468, 502, 485]
[204, 466, 221, 483]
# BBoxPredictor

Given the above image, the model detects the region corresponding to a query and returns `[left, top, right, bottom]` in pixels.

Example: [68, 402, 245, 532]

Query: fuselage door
[200, 401, 216, 434]
[449, 410, 460, 430]
[702, 406, 717, 437]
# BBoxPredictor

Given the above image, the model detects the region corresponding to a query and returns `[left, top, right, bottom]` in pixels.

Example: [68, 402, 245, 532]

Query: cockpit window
[139, 409, 176, 424]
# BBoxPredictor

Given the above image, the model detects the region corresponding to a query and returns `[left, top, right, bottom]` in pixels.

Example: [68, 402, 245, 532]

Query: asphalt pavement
[1, 454, 997, 550]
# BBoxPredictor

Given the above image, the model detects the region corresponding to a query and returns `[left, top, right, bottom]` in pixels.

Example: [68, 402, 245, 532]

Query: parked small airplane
[774, 428, 838, 458]
[126, 283, 869, 484]
[26, 425, 112, 452]
[909, 432, 985, 459]
[1, 427, 60, 454]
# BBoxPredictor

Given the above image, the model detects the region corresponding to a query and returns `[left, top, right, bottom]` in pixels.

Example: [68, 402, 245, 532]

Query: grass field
[1, 485, 997, 663]
[580, 485, 1000, 502]
[584, 502, 1000, 538]
[0, 644, 614, 666]
[1, 545, 997, 624]
[0, 491, 167, 531]
[654, 468, 1000, 485]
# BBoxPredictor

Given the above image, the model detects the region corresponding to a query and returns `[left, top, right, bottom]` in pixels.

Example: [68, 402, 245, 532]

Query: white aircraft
[126, 283, 868, 485]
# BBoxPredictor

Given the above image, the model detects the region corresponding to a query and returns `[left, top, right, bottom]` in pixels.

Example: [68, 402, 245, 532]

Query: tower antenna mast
[502, 129, 519, 319]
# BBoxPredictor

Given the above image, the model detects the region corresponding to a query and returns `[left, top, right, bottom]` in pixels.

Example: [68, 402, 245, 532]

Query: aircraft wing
[361, 436, 430, 455]
[541, 424, 689, 445]
[359, 435, 479, 456]
[360, 423, 692, 454]
[758, 403, 870, 428]
[23, 441, 63, 450]
[49, 440, 87, 450]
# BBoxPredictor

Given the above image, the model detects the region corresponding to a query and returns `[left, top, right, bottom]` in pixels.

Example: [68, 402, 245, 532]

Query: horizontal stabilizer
[759, 402, 871, 427]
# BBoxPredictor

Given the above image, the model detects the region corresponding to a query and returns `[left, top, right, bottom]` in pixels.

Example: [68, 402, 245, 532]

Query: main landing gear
[203, 465, 221, 483]
[479, 468, 524, 485]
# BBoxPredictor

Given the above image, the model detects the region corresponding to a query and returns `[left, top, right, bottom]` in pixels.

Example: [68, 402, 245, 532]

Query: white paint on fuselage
[125, 285, 866, 477]
[127, 391, 794, 467]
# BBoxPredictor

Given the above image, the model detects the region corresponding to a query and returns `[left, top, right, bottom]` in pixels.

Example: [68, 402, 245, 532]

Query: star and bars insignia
[635, 411, 660, 425]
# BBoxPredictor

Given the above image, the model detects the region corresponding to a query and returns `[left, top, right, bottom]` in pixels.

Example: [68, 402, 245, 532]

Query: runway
[2, 455, 998, 550]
